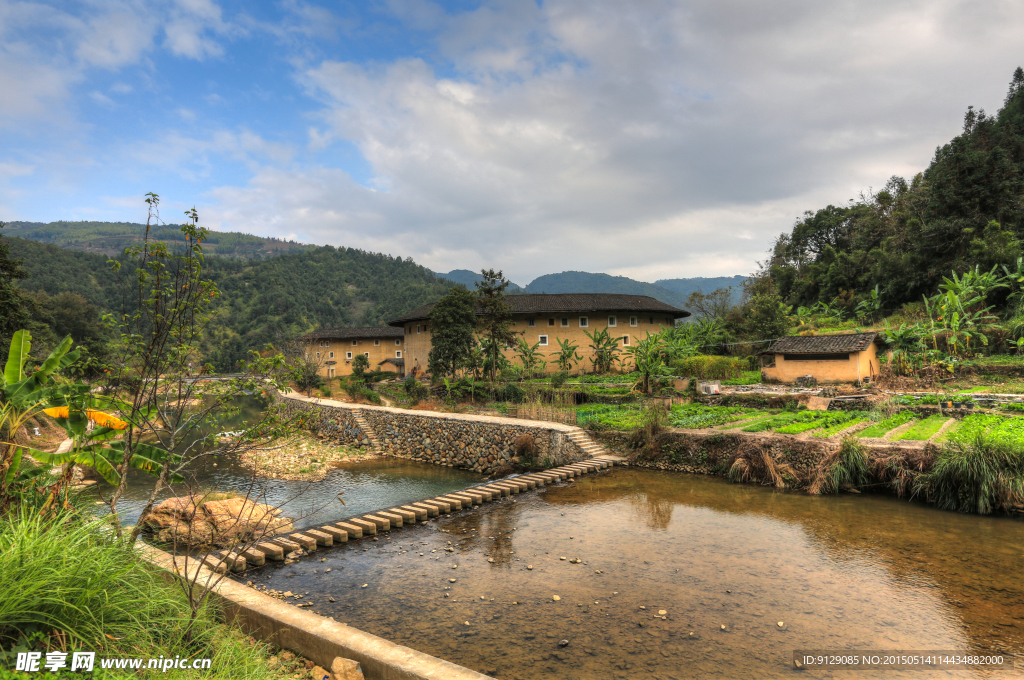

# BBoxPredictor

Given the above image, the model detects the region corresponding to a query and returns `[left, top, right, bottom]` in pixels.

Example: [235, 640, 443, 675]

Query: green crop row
[857, 411, 917, 439]
[894, 414, 950, 441]
[668, 404, 748, 429]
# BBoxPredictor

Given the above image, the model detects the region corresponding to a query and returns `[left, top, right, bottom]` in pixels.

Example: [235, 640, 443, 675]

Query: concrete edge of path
[139, 544, 496, 680]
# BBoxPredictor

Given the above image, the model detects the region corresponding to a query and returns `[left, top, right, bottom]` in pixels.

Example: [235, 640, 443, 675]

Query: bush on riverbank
[916, 435, 1024, 514]
[0, 504, 302, 679]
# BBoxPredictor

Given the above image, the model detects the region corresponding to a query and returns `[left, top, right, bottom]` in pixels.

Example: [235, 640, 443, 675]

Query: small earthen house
[302, 327, 406, 378]
[760, 332, 883, 384]
[388, 293, 690, 377]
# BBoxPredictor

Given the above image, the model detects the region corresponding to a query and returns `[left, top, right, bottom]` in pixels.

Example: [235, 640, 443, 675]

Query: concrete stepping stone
[344, 519, 375, 536]
[418, 499, 450, 514]
[253, 541, 284, 561]
[362, 514, 391, 531]
[271, 537, 302, 553]
[383, 509, 412, 526]
[448, 492, 480, 506]
[401, 505, 428, 521]
[202, 555, 228, 574]
[289, 533, 318, 551]
[409, 502, 440, 517]
[437, 495, 464, 510]
[304, 529, 333, 547]
[319, 525, 348, 543]
[240, 547, 266, 566]
[374, 512, 403, 528]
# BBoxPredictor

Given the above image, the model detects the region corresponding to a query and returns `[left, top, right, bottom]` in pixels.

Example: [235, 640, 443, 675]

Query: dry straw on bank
[727, 441, 795, 488]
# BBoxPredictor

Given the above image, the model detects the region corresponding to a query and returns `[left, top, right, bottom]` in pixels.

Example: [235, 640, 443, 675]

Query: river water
[242, 468, 1024, 679]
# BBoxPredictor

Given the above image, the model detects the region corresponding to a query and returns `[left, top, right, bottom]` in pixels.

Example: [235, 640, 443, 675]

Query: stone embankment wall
[277, 400, 372, 447]
[595, 429, 935, 482]
[279, 395, 588, 475]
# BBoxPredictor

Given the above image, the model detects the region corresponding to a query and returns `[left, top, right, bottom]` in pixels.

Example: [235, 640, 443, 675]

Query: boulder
[330, 658, 364, 680]
[142, 494, 291, 548]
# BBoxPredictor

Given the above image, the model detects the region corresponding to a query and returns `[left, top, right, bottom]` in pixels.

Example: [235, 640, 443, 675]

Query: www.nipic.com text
[15, 651, 212, 672]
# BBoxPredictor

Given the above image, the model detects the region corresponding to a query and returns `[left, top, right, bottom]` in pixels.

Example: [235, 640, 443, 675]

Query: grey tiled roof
[388, 293, 689, 326]
[378, 357, 405, 367]
[302, 326, 404, 340]
[764, 332, 880, 355]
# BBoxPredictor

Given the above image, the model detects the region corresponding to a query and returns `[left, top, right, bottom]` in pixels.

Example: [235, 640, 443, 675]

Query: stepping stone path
[200, 458, 617, 572]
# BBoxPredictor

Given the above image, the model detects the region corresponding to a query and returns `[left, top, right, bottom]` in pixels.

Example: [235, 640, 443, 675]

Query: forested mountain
[5, 220, 310, 259]
[524, 271, 691, 308]
[767, 68, 1024, 312]
[5, 236, 451, 371]
[436, 269, 523, 290]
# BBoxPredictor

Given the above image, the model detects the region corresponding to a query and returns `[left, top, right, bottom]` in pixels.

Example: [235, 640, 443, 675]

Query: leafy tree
[584, 327, 621, 373]
[351, 352, 370, 379]
[624, 331, 669, 393]
[0, 223, 30, 356]
[427, 285, 477, 380]
[554, 337, 582, 372]
[746, 292, 791, 340]
[514, 338, 544, 375]
[685, 287, 734, 320]
[475, 270, 518, 380]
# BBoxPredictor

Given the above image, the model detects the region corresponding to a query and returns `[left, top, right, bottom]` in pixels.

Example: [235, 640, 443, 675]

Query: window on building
[417, 325, 421, 334]
[561, 317, 569, 327]
[396, 351, 402, 358]
[548, 318, 555, 326]
[608, 315, 617, 327]
[364, 352, 369, 358]
[622, 336, 630, 346]
[329, 351, 334, 358]
[395, 339, 401, 346]
[783, 353, 850, 362]
[351, 340, 357, 346]
[374, 339, 380, 346]
[346, 352, 353, 360]
[318, 341, 323, 347]
[579, 317, 588, 328]
[649, 316, 654, 324]
[630, 316, 638, 327]
[538, 335, 549, 346]
[527, 318, 536, 327]
[316, 352, 320, 358]
[325, 340, 330, 347]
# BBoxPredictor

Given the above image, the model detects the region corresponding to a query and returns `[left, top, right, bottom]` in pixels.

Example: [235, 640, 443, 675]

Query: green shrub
[550, 371, 569, 389]
[916, 435, 1024, 514]
[501, 383, 526, 404]
[671, 355, 743, 380]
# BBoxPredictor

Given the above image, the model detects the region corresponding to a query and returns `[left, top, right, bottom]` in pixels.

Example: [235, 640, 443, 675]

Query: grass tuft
[807, 438, 869, 495]
[915, 435, 1024, 515]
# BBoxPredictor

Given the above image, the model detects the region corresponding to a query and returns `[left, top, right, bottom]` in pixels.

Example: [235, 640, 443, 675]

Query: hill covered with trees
[4, 235, 451, 371]
[5, 220, 311, 259]
[766, 68, 1024, 316]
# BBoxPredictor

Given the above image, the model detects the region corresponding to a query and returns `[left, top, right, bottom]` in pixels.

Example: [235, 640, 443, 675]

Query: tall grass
[0, 507, 296, 678]
[807, 438, 869, 495]
[916, 435, 1024, 514]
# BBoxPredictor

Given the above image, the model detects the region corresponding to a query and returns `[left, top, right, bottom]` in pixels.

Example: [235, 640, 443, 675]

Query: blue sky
[3, 0, 1024, 284]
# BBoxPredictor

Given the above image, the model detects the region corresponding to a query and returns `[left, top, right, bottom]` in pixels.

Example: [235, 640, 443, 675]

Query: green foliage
[768, 70, 1024, 316]
[350, 353, 369, 379]
[857, 411, 917, 439]
[745, 291, 791, 340]
[514, 338, 545, 375]
[0, 224, 30, 356]
[671, 355, 744, 380]
[427, 285, 477, 379]
[893, 414, 950, 441]
[476, 270, 518, 380]
[668, 404, 747, 428]
[500, 382, 526, 404]
[807, 438, 870, 495]
[550, 371, 569, 389]
[917, 435, 1024, 514]
[554, 337, 582, 373]
[583, 327, 621, 373]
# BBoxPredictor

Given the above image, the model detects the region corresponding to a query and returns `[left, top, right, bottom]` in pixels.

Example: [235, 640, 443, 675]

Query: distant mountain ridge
[522, 271, 747, 310]
[5, 220, 310, 260]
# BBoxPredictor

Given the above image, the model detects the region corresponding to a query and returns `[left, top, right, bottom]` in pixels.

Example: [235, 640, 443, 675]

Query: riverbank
[239, 433, 377, 481]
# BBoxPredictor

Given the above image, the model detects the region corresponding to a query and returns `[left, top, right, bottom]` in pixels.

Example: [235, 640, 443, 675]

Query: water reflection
[243, 469, 1024, 679]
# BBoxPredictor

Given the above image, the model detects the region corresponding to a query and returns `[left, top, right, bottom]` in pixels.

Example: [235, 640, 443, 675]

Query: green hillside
[5, 220, 311, 259]
[5, 236, 451, 371]
[767, 68, 1024, 312]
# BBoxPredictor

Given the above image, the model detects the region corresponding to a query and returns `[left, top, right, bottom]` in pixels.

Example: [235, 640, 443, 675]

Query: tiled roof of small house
[302, 326, 404, 340]
[762, 332, 881, 355]
[388, 293, 689, 326]
[378, 357, 405, 367]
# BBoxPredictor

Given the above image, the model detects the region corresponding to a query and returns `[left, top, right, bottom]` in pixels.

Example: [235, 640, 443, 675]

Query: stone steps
[351, 410, 382, 452]
[208, 457, 617, 571]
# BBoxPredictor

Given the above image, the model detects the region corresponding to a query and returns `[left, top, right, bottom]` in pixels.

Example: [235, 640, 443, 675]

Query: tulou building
[388, 293, 690, 377]
[302, 327, 406, 378]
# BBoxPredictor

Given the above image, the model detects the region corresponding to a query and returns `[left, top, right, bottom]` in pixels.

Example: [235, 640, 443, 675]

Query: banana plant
[583, 328, 621, 373]
[554, 337, 582, 373]
[514, 338, 544, 375]
[623, 331, 669, 394]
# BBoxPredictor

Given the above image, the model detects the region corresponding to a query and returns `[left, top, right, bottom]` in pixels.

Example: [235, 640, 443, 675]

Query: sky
[2, 0, 1024, 285]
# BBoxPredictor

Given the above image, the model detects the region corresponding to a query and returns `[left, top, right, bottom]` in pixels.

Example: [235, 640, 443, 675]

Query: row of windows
[525, 315, 662, 328]
[317, 351, 403, 359]
[319, 339, 401, 347]
[530, 335, 631, 347]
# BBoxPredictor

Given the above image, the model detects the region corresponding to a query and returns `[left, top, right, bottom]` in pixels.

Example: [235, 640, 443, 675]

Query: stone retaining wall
[277, 399, 372, 448]
[280, 395, 588, 475]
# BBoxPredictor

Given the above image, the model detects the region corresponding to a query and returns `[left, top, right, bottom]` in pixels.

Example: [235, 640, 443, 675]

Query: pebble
[450, 578, 457, 583]
[452, 564, 458, 569]
[325, 568, 331, 572]
[595, 570, 602, 574]
[527, 565, 533, 570]
[639, 606, 646, 610]
[464, 621, 471, 626]
[488, 558, 494, 563]
[560, 556, 567, 561]
[558, 640, 569, 648]
[361, 584, 368, 588]
[777, 621, 785, 628]
[552, 595, 561, 601]
[321, 558, 326, 562]
[328, 597, 335, 602]
[658, 610, 667, 616]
